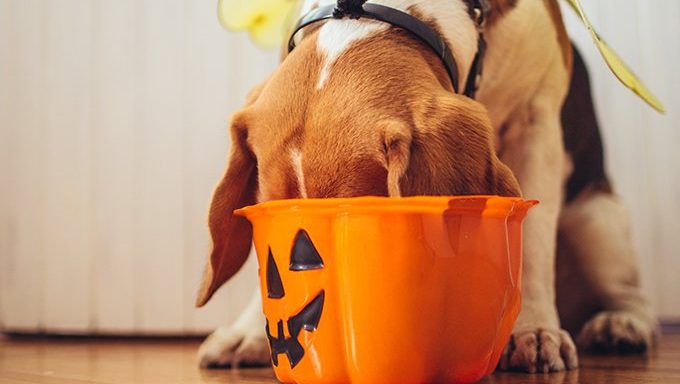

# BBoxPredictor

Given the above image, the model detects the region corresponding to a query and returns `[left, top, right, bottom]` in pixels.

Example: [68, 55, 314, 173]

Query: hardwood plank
[1, 0, 679, 336]
[2, 334, 680, 383]
[0, 337, 275, 384]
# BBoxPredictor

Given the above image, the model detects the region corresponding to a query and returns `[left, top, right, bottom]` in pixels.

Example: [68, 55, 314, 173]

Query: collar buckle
[472, 0, 490, 30]
[333, 0, 367, 19]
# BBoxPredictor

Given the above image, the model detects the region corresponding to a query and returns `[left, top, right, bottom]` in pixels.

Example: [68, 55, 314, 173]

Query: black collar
[287, 1, 487, 98]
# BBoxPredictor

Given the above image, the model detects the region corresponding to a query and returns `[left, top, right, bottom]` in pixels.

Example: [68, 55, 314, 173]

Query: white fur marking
[317, 19, 385, 89]
[308, 1, 478, 90]
[290, 149, 308, 198]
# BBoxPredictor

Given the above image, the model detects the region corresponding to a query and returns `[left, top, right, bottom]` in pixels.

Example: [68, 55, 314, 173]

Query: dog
[195, 0, 656, 373]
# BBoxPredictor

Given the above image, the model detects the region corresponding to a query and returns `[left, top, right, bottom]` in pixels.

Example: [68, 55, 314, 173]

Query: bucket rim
[234, 195, 538, 218]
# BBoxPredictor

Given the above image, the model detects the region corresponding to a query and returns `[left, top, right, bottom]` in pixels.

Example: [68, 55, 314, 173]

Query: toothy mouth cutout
[264, 230, 325, 368]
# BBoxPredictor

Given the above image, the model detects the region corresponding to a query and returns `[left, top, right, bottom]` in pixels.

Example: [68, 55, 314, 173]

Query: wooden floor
[1, 333, 679, 383]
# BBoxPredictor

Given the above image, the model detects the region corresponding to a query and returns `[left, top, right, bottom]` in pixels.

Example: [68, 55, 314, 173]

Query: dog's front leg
[198, 287, 271, 368]
[496, 88, 578, 373]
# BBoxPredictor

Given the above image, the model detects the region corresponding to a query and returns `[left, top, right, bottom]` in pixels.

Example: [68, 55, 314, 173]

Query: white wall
[0, 0, 678, 334]
[0, 0, 277, 334]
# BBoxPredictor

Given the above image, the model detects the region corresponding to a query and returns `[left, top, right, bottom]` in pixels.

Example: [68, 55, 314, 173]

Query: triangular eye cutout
[290, 229, 324, 271]
[266, 248, 285, 299]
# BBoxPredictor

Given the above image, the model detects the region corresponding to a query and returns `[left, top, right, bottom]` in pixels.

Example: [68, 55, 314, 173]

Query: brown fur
[196, 0, 655, 373]
[196, 26, 521, 305]
[543, 0, 573, 69]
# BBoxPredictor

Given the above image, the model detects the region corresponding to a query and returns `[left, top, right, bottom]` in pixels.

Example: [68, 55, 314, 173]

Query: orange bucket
[235, 195, 536, 384]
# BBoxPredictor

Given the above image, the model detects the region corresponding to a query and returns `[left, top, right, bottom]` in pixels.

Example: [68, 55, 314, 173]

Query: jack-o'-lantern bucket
[235, 196, 537, 384]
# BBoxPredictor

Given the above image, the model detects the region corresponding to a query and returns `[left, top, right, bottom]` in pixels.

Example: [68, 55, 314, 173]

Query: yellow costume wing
[563, 0, 665, 113]
[217, 0, 299, 49]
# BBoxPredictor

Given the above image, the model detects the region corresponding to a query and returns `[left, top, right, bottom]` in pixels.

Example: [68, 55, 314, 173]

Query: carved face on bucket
[265, 229, 325, 368]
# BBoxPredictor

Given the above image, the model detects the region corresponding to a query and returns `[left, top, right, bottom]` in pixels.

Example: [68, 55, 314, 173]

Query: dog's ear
[195, 84, 265, 307]
[490, 158, 522, 197]
[381, 120, 412, 197]
[400, 93, 521, 197]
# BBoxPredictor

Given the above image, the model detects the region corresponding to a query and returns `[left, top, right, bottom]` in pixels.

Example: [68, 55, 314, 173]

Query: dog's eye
[290, 229, 324, 271]
[266, 247, 285, 298]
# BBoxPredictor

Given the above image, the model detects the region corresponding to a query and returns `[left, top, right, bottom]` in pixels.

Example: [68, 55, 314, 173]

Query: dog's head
[196, 26, 520, 306]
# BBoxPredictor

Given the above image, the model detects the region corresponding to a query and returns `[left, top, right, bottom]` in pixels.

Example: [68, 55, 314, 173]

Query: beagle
[197, 0, 655, 373]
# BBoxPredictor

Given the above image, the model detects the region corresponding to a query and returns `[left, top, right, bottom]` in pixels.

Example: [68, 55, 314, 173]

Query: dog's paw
[198, 326, 271, 368]
[577, 311, 654, 354]
[498, 329, 578, 373]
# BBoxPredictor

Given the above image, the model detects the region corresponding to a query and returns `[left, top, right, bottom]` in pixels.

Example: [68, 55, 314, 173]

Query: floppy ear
[400, 93, 521, 197]
[196, 111, 257, 307]
[490, 159, 522, 197]
[381, 120, 412, 197]
[195, 82, 269, 307]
